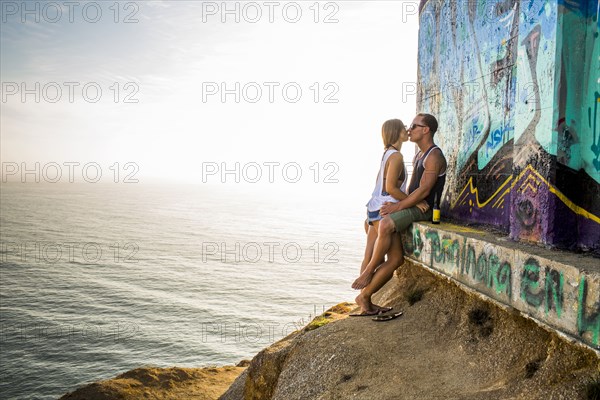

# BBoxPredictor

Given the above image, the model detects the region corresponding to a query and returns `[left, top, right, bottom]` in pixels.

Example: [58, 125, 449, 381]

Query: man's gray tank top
[407, 145, 446, 208]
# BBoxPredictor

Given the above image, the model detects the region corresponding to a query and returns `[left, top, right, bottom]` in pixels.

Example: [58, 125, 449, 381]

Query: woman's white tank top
[366, 148, 401, 212]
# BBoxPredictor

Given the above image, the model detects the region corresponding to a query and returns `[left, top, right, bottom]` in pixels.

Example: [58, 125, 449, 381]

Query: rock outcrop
[220, 262, 600, 400]
[60, 365, 246, 400]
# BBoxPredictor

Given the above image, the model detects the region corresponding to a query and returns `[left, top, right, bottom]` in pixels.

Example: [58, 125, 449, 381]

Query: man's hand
[380, 201, 400, 216]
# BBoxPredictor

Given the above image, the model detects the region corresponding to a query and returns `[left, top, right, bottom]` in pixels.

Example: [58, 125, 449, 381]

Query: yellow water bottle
[432, 194, 440, 224]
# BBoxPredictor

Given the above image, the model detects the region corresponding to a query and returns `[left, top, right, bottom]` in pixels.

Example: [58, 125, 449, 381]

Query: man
[352, 113, 447, 315]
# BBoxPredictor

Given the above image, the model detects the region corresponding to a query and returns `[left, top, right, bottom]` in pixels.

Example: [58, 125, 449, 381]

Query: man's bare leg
[352, 216, 396, 289]
[355, 232, 404, 313]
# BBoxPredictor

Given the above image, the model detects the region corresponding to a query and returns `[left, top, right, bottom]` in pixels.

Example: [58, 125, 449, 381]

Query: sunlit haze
[1, 1, 419, 198]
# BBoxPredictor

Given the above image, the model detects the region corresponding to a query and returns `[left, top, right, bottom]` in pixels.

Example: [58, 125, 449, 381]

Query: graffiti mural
[403, 224, 600, 349]
[417, 0, 600, 254]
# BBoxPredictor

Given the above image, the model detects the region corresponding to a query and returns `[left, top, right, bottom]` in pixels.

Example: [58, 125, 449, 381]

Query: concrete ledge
[402, 222, 600, 351]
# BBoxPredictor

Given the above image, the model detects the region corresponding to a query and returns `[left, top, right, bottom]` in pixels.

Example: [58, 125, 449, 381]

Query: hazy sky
[1, 0, 420, 195]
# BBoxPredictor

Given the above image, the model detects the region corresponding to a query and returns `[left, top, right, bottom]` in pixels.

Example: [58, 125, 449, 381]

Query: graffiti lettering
[577, 276, 600, 347]
[419, 229, 572, 311]
[475, 253, 487, 282]
[405, 223, 597, 347]
[521, 258, 543, 307]
[424, 231, 512, 298]
[485, 124, 514, 156]
[545, 267, 564, 317]
[441, 236, 460, 265]
[520, 258, 567, 318]
[461, 242, 476, 276]
[496, 261, 512, 297]
[426, 231, 460, 269]
[589, 91, 599, 171]
[426, 230, 442, 266]
[413, 226, 423, 258]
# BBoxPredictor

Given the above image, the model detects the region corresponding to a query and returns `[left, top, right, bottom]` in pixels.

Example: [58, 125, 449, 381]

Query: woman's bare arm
[384, 153, 408, 201]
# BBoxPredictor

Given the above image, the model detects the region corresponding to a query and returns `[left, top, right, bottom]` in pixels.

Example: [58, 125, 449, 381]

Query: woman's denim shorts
[367, 209, 382, 225]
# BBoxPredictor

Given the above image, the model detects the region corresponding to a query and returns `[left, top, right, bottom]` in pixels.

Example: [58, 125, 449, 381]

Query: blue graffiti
[465, 116, 483, 150]
[590, 91, 600, 171]
[485, 124, 515, 157]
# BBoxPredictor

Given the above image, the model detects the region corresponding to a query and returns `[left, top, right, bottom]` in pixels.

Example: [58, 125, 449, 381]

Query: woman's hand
[416, 200, 430, 213]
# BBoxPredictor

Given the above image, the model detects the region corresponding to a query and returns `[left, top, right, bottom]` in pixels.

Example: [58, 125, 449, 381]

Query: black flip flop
[349, 309, 386, 317]
[372, 311, 403, 322]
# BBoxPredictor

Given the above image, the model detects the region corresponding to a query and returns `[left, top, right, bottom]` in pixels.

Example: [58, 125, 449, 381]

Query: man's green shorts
[389, 207, 433, 233]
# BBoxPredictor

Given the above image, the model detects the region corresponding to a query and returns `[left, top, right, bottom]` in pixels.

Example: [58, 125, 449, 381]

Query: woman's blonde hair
[381, 119, 406, 148]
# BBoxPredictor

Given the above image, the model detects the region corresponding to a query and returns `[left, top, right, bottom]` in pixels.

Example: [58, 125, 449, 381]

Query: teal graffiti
[577, 275, 600, 347]
[441, 237, 460, 269]
[544, 267, 564, 317]
[426, 230, 442, 266]
[462, 244, 477, 276]
[496, 262, 512, 298]
[455, 241, 511, 298]
[413, 227, 423, 258]
[421, 232, 514, 299]
[520, 258, 567, 318]
[487, 254, 500, 288]
[520, 258, 543, 307]
[475, 253, 487, 282]
[403, 226, 423, 258]
[425, 230, 460, 271]
[589, 91, 600, 171]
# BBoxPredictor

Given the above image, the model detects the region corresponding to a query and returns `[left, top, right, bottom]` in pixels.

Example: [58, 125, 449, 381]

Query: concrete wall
[403, 222, 600, 350]
[417, 0, 600, 254]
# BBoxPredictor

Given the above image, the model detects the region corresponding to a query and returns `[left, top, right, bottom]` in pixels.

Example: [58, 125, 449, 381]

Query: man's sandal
[372, 311, 403, 322]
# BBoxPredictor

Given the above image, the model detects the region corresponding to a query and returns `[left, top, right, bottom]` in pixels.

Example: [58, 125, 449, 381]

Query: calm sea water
[0, 183, 365, 399]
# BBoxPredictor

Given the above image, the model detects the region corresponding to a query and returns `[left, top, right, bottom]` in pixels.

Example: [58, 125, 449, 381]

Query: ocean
[0, 182, 365, 399]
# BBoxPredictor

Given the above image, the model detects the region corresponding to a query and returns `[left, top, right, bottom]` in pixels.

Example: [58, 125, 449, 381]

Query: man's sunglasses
[408, 123, 427, 130]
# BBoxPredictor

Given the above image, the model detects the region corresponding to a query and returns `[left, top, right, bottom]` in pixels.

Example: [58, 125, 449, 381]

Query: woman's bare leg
[360, 220, 379, 274]
[355, 232, 404, 313]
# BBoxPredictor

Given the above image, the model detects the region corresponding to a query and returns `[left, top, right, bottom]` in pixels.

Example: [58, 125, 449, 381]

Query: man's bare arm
[381, 150, 445, 214]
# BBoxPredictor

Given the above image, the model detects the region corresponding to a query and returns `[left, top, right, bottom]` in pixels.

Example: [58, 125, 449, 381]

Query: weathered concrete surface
[403, 221, 600, 350]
